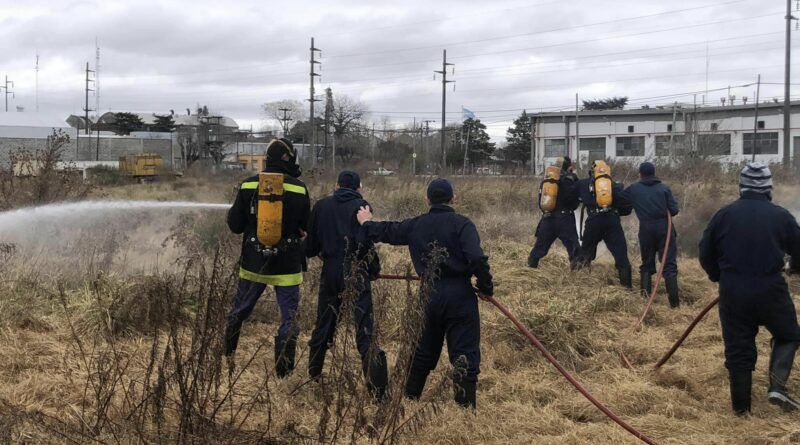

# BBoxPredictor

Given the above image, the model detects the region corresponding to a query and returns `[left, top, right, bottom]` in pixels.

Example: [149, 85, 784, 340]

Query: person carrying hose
[305, 170, 388, 400]
[625, 162, 680, 307]
[573, 161, 634, 288]
[356, 178, 493, 408]
[699, 162, 800, 415]
[224, 138, 311, 378]
[527, 156, 581, 268]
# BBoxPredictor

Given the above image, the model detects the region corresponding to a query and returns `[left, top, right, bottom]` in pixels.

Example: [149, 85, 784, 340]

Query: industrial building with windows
[531, 101, 800, 171]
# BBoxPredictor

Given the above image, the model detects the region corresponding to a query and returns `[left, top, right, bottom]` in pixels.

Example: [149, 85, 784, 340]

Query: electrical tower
[95, 38, 100, 117]
[308, 37, 321, 167]
[434, 50, 454, 172]
[278, 107, 293, 136]
[35, 52, 39, 112]
[783, 0, 797, 165]
[1, 76, 14, 112]
[84, 62, 95, 134]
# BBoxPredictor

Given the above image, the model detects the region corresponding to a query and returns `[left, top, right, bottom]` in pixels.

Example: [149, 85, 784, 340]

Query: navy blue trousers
[308, 264, 377, 376]
[410, 279, 481, 383]
[718, 273, 800, 372]
[529, 213, 580, 262]
[224, 279, 300, 355]
[638, 219, 678, 278]
[576, 213, 631, 270]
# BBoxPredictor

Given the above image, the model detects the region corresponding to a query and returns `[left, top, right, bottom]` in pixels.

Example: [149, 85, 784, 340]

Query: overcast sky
[0, 0, 794, 140]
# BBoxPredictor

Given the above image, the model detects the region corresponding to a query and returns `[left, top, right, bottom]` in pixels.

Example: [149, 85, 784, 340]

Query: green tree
[504, 110, 531, 166]
[152, 114, 176, 133]
[459, 118, 494, 167]
[111, 112, 144, 135]
[582, 96, 628, 110]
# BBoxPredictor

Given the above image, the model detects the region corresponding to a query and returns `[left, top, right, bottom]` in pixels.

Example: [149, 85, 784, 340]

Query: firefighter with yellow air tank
[573, 160, 634, 287]
[527, 156, 581, 268]
[224, 138, 311, 377]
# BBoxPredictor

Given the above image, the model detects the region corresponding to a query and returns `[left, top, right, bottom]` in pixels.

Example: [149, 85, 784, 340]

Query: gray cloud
[0, 0, 790, 138]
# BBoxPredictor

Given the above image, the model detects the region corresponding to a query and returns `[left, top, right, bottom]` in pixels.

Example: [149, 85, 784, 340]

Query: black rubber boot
[308, 345, 326, 382]
[618, 266, 633, 289]
[363, 350, 389, 402]
[453, 379, 477, 409]
[527, 252, 540, 269]
[665, 276, 680, 308]
[224, 322, 240, 357]
[767, 339, 800, 411]
[274, 336, 297, 379]
[729, 371, 752, 416]
[640, 272, 652, 298]
[404, 371, 428, 400]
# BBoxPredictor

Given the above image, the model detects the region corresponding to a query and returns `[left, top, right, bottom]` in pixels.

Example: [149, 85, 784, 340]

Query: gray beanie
[739, 162, 773, 195]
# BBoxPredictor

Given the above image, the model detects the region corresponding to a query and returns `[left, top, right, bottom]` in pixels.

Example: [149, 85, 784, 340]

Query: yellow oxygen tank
[539, 165, 561, 213]
[592, 160, 613, 209]
[256, 172, 284, 247]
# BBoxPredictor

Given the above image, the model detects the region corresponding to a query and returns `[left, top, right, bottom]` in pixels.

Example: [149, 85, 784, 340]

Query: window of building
[710, 122, 719, 131]
[655, 135, 687, 156]
[544, 138, 567, 157]
[616, 136, 645, 156]
[627, 125, 635, 133]
[667, 124, 673, 132]
[579, 137, 606, 152]
[757, 120, 765, 129]
[697, 133, 731, 156]
[743, 132, 779, 155]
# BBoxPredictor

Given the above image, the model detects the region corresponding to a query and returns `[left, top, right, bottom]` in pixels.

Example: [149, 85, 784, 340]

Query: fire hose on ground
[376, 273, 660, 445]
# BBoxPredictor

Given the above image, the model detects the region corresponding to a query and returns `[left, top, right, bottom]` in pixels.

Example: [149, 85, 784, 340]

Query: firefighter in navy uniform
[527, 156, 580, 268]
[573, 161, 634, 288]
[699, 162, 800, 415]
[224, 138, 311, 378]
[305, 170, 388, 400]
[356, 179, 493, 408]
[625, 162, 680, 307]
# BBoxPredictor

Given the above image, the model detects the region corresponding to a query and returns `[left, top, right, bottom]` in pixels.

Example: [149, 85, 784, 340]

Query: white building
[532, 101, 800, 171]
[0, 112, 72, 138]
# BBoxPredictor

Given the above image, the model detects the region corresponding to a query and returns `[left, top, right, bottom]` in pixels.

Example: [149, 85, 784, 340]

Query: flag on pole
[462, 107, 475, 120]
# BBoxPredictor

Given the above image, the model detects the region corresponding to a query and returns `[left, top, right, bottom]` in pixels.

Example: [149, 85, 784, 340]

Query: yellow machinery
[539, 165, 561, 213]
[256, 172, 284, 247]
[591, 160, 613, 209]
[119, 153, 163, 182]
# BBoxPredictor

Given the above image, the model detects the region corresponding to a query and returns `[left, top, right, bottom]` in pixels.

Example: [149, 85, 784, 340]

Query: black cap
[337, 170, 361, 190]
[266, 138, 295, 161]
[427, 178, 454, 204]
[639, 162, 655, 177]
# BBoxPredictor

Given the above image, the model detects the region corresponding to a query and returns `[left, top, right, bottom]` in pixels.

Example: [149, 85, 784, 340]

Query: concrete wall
[0, 136, 173, 169]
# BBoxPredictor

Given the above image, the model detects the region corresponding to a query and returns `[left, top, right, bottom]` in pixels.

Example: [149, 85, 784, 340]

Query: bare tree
[262, 99, 306, 135]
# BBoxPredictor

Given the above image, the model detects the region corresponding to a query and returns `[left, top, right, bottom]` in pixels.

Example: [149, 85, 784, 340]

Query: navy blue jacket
[576, 178, 633, 217]
[625, 176, 679, 222]
[543, 172, 580, 214]
[306, 188, 380, 277]
[699, 192, 800, 282]
[362, 204, 493, 296]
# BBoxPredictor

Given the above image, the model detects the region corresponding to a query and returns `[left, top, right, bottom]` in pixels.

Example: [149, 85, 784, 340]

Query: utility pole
[412, 116, 417, 176]
[784, 0, 795, 165]
[704, 41, 709, 106]
[278, 107, 292, 136]
[308, 37, 321, 167]
[1, 76, 14, 112]
[84, 62, 95, 135]
[35, 52, 39, 112]
[530, 114, 536, 175]
[434, 50, 454, 173]
[753, 74, 762, 162]
[95, 38, 100, 117]
[575, 93, 580, 164]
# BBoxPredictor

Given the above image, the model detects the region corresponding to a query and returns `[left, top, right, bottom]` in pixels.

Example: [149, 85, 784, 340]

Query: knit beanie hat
[639, 162, 655, 177]
[427, 178, 454, 204]
[739, 162, 773, 195]
[337, 170, 362, 190]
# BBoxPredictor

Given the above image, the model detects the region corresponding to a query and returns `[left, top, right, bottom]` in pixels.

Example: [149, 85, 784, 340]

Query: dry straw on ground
[1, 172, 799, 444]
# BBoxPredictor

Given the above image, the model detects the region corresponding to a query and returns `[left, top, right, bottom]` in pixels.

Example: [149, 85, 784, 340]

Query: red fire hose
[619, 212, 674, 369]
[653, 296, 720, 369]
[376, 273, 660, 445]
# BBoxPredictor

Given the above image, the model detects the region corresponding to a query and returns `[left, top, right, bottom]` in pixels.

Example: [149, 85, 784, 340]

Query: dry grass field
[1, 170, 799, 444]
